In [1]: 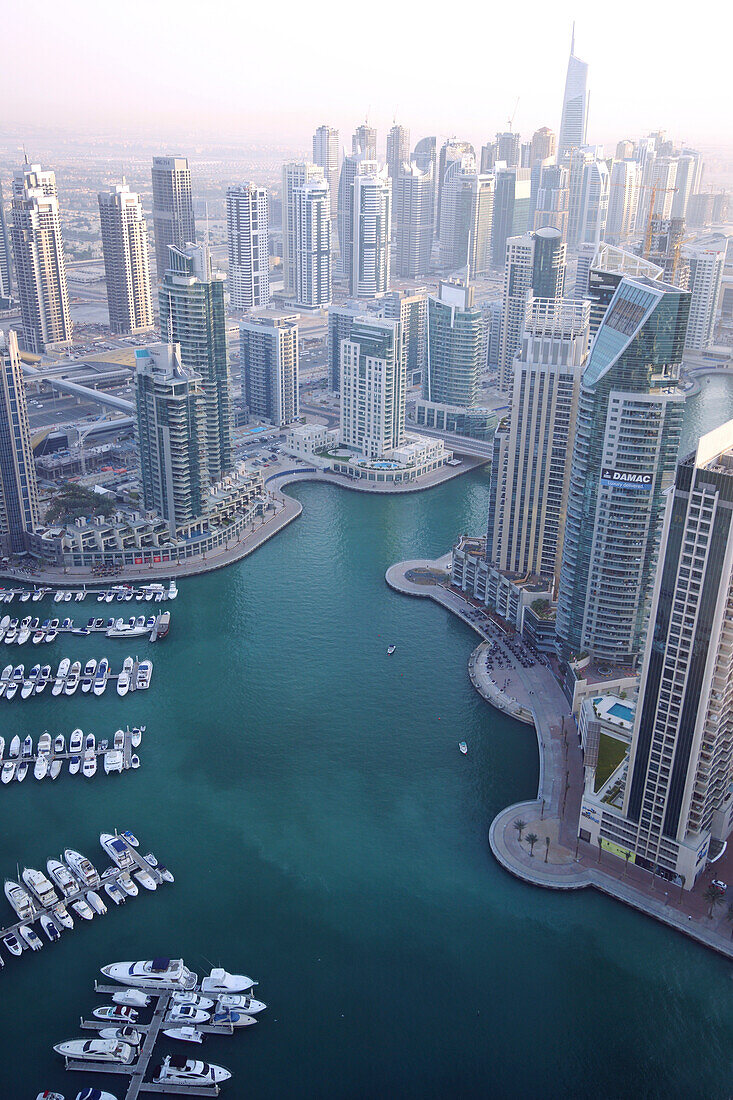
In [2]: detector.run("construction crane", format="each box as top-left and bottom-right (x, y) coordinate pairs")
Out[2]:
(506, 97), (520, 133)
(643, 183), (679, 259)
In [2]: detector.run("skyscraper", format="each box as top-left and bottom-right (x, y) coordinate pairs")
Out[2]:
(606, 160), (642, 244)
(159, 244), (231, 483)
(491, 166), (532, 267)
(495, 131), (521, 168)
(151, 156), (196, 278)
(352, 122), (377, 159)
(497, 227), (566, 393)
(312, 125), (340, 217)
(579, 421), (733, 888)
(226, 183), (269, 311)
(386, 124), (411, 181)
(412, 137), (436, 177)
(340, 318), (404, 459)
(530, 127), (557, 165)
(683, 236), (726, 350)
(10, 163), (72, 355)
(642, 216), (687, 285)
(424, 280), (483, 407)
(392, 162), (434, 278)
(580, 243), (663, 336)
(282, 162), (323, 297)
(337, 153), (374, 281)
(381, 287), (428, 386)
(351, 168), (391, 298)
(327, 303), (363, 392)
(532, 164), (569, 238)
(487, 298), (588, 588)
(558, 26), (589, 157)
(555, 276), (690, 666)
(438, 156), (494, 277)
(671, 151), (703, 220)
(240, 313), (299, 426)
(0, 183), (12, 306)
(0, 330), (39, 554)
(293, 178), (332, 309)
(436, 139), (475, 236)
(98, 183), (154, 335)
(575, 158), (610, 248)
(134, 342), (209, 536)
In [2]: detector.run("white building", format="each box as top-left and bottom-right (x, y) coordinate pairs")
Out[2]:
(312, 125), (340, 218)
(438, 155), (494, 277)
(151, 156), (196, 279)
(98, 183), (154, 335)
(351, 168), (391, 298)
(292, 178), (332, 309)
(240, 312), (299, 426)
(683, 236), (726, 351)
(386, 124), (411, 181)
(606, 160), (641, 245)
(558, 28), (589, 157)
(227, 183), (269, 311)
(577, 158), (610, 248)
(339, 317), (404, 458)
(393, 162), (434, 278)
(284, 423), (339, 458)
(282, 162), (324, 296)
(10, 163), (72, 354)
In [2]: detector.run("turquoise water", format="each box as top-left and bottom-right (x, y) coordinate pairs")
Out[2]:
(608, 702), (634, 722)
(1, 387), (733, 1098)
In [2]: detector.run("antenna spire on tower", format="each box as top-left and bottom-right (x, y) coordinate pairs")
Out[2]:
(571, 22), (575, 56)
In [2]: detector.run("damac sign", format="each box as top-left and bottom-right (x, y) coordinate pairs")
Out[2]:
(601, 467), (653, 490)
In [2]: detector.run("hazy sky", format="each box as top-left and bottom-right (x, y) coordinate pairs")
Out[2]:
(1, 0), (728, 152)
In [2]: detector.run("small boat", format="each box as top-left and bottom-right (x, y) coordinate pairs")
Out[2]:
(101, 957), (197, 990)
(117, 656), (133, 697)
(387, 644), (396, 655)
(168, 581), (178, 599)
(47, 858), (78, 898)
(98, 591), (108, 602)
(40, 913), (62, 942)
(200, 967), (257, 994)
(165, 1005), (210, 1025)
(121, 830), (139, 847)
(32, 630), (46, 645)
(153, 1056), (231, 1086)
(19, 590), (31, 603)
(104, 880), (127, 906)
(94, 1004), (138, 1022)
(162, 1027), (204, 1044)
(83, 751), (97, 778)
(35, 664), (52, 693)
(44, 629), (58, 643)
(112, 988), (150, 1007)
(49, 756), (63, 780)
(136, 659), (152, 690)
(101, 833), (134, 869)
(34, 753), (48, 780)
(169, 991), (215, 1010)
(130, 754), (140, 769)
(75, 590), (86, 601)
(53, 591), (64, 603)
(64, 591), (72, 602)
(104, 750), (124, 774)
(52, 902), (74, 930)
(16, 760), (28, 781)
(131, 727), (142, 750)
(69, 728), (83, 754)
(5, 879), (36, 919)
(81, 658), (97, 692)
(113, 729), (125, 751)
(53, 657), (70, 695)
(93, 658), (109, 696)
(459, 741), (468, 754)
(85, 732), (96, 752)
(9, 734), (20, 757)
(157, 865), (174, 884)
(4, 627), (17, 644)
(22, 664), (41, 698)
(19, 924), (44, 951)
(211, 1010), (258, 1028)
(54, 733), (65, 756)
(23, 867), (58, 906)
(105, 592), (114, 603)
(64, 660), (82, 695)
(2, 931), (23, 956)
(71, 897), (95, 921)
(31, 590), (44, 602)
(64, 848), (100, 887)
(134, 869), (157, 891)
(87, 890), (108, 915)
(21, 734), (33, 756)
(2, 760), (16, 783)
(98, 1025), (142, 1046)
(53, 1038), (135, 1064)
(0, 734), (4, 759)
(216, 993), (267, 1014)
(60, 617), (72, 630)
(117, 872), (138, 897)
(38, 731), (52, 755)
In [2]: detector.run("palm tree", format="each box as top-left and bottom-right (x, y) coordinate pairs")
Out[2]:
(544, 836), (550, 863)
(526, 832), (539, 857)
(513, 819), (527, 842)
(703, 885), (724, 920)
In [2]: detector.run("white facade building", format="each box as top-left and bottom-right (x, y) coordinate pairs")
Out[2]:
(606, 160), (641, 245)
(292, 179), (332, 309)
(351, 168), (391, 298)
(339, 317), (404, 458)
(438, 155), (494, 277)
(98, 183), (154, 335)
(683, 236), (726, 351)
(312, 125), (340, 217)
(240, 313), (299, 426)
(282, 162), (324, 296)
(227, 183), (269, 311)
(558, 28), (589, 157)
(393, 162), (434, 278)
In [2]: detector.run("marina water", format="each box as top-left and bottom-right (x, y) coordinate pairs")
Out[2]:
(1, 379), (733, 1098)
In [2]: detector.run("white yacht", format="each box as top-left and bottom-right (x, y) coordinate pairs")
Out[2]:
(2, 760), (16, 783)
(69, 729), (83, 754)
(64, 848), (100, 887)
(22, 665), (40, 698)
(19, 924), (44, 951)
(8, 734), (20, 757)
(38, 732), (51, 755)
(169, 991), (214, 1010)
(134, 869), (157, 891)
(64, 660), (82, 695)
(53, 733), (65, 756)
(216, 993), (267, 1014)
(15, 760), (28, 781)
(165, 1005), (210, 1025)
(40, 913), (62, 942)
(36, 664), (52, 693)
(153, 1056), (231, 1086)
(53, 1038), (135, 1064)
(22, 867), (59, 907)
(100, 833), (134, 869)
(71, 896), (95, 921)
(81, 658), (97, 693)
(113, 729), (125, 751)
(162, 1027), (203, 1044)
(98, 1026), (142, 1047)
(93, 658), (109, 696)
(211, 1009), (258, 1028)
(131, 727), (143, 748)
(101, 958), (198, 990)
(2, 930), (23, 956)
(52, 902), (74, 930)
(136, 659), (152, 690)
(0, 734), (4, 759)
(112, 988), (150, 1007)
(93, 1005), (138, 1023)
(104, 880), (127, 906)
(47, 858), (78, 898)
(34, 753), (48, 780)
(104, 750), (124, 774)
(168, 580), (178, 599)
(87, 890), (107, 915)
(117, 872), (138, 897)
(83, 751), (97, 778)
(4, 879), (36, 919)
(200, 967), (257, 994)
(52, 658), (70, 696)
(117, 656), (134, 697)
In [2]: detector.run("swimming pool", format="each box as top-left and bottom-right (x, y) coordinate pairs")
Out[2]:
(608, 702), (633, 722)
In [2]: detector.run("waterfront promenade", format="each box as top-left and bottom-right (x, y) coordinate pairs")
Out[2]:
(387, 555), (733, 961)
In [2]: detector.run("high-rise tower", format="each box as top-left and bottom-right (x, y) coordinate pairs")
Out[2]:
(0, 330), (39, 553)
(312, 125), (340, 218)
(151, 156), (196, 278)
(351, 169), (391, 298)
(98, 183), (154, 335)
(282, 162), (324, 297)
(558, 26), (589, 157)
(226, 183), (269, 311)
(392, 163), (434, 278)
(240, 313), (299, 427)
(293, 178), (332, 309)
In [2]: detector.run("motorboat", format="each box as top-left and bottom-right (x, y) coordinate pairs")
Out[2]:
(0, 734), (4, 759)
(54, 733), (65, 756)
(69, 729), (83, 755)
(113, 729), (125, 751)
(387, 644), (396, 655)
(93, 658), (109, 696)
(49, 618), (60, 630)
(117, 872), (138, 897)
(101, 957), (198, 990)
(93, 1005), (138, 1023)
(117, 656), (133, 697)
(53, 1038), (135, 1064)
(105, 592), (114, 603)
(201, 967), (257, 994)
(134, 869), (157, 891)
(19, 924), (44, 951)
(4, 627), (17, 644)
(53, 657), (70, 696)
(5, 879), (36, 919)
(146, 615), (157, 631)
(61, 617), (72, 630)
(16, 760), (28, 781)
(49, 756), (63, 780)
(135, 615), (145, 630)
(87, 890), (107, 915)
(31, 590), (44, 602)
(19, 590), (31, 603)
(136, 659), (152, 690)
(216, 993), (267, 1014)
(23, 867), (59, 907)
(104, 750), (124, 774)
(98, 1026), (142, 1047)
(69, 754), (81, 775)
(2, 930), (23, 956)
(21, 734), (33, 756)
(53, 591), (64, 603)
(53, 902), (74, 930)
(64, 848), (101, 887)
(36, 664), (52, 693)
(85, 732), (96, 753)
(97, 591), (107, 603)
(459, 741), (468, 754)
(211, 1010), (258, 1028)
(169, 991), (214, 1010)
(44, 629), (58, 643)
(64, 660), (82, 695)
(162, 1027), (203, 1044)
(8, 734), (20, 757)
(32, 630), (46, 644)
(103, 880), (127, 906)
(47, 858), (78, 898)
(75, 590), (86, 602)
(0, 616), (8, 631)
(153, 1056), (231, 1086)
(17, 619), (32, 645)
(130, 727), (142, 748)
(38, 731), (52, 755)
(64, 592), (72, 602)
(81, 658), (97, 693)
(165, 1004), (210, 1025)
(34, 753), (48, 780)
(83, 751), (97, 778)
(121, 830), (139, 847)
(71, 896), (95, 921)
(5, 677), (19, 702)
(112, 988), (150, 1008)
(2, 760), (16, 783)
(130, 754), (140, 769)
(40, 913), (62, 942)
(22, 665), (41, 698)
(76, 1089), (122, 1100)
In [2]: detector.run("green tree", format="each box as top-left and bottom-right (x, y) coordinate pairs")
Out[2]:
(513, 818), (527, 842)
(45, 484), (115, 526)
(544, 836), (550, 863)
(525, 832), (539, 857)
(703, 885), (724, 920)
(725, 903), (733, 938)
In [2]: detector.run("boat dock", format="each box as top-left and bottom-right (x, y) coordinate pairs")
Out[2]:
(0, 657), (153, 704)
(1, 726), (142, 783)
(0, 611), (170, 646)
(0, 583), (178, 604)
